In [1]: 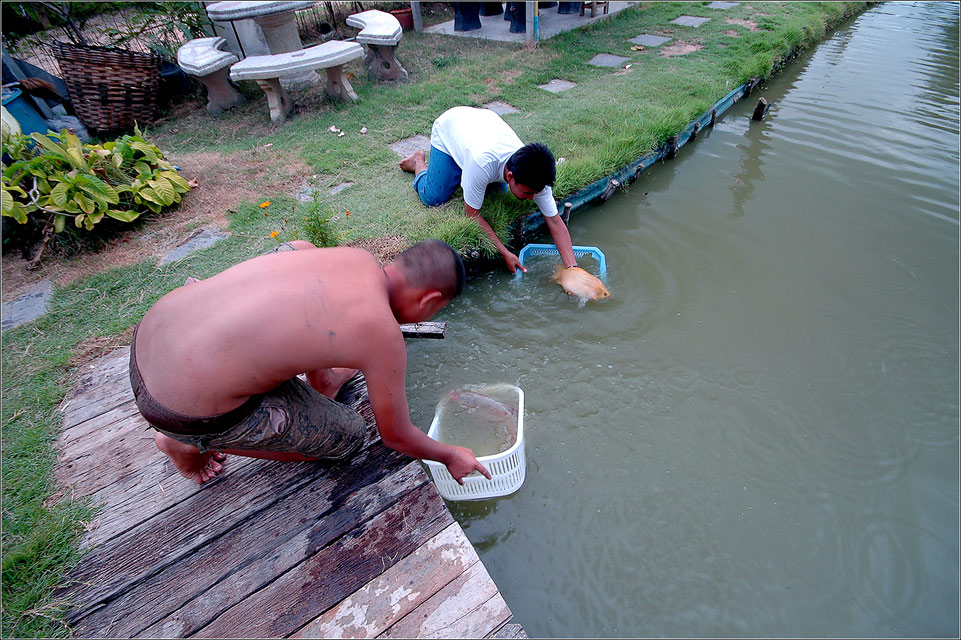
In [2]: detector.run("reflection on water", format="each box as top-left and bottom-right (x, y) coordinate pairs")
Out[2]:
(406, 3), (959, 637)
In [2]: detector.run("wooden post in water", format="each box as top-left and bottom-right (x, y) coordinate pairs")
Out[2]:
(600, 179), (620, 201)
(666, 135), (679, 159)
(752, 97), (770, 121)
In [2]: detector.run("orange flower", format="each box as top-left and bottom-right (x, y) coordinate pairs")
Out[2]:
(260, 201), (271, 208)
(270, 231), (279, 238)
(345, 210), (351, 218)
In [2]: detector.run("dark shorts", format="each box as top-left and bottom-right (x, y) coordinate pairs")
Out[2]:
(129, 325), (365, 459)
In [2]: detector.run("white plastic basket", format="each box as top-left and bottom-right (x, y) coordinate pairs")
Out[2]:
(425, 385), (526, 501)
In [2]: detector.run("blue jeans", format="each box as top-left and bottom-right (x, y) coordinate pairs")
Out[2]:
(413, 146), (462, 207)
(412, 147), (509, 207)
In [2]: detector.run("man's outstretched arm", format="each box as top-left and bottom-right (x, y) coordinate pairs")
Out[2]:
(364, 332), (491, 483)
(465, 204), (527, 274)
(543, 213), (578, 269)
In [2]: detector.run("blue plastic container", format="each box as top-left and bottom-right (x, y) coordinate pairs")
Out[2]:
(1, 86), (48, 136)
(515, 243), (608, 279)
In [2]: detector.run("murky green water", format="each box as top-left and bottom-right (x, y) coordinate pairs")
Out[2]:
(406, 3), (960, 636)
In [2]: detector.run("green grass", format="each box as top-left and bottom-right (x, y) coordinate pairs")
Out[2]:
(143, 1), (865, 257)
(0, 2), (869, 636)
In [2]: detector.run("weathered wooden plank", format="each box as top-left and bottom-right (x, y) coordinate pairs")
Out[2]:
(65, 348), (130, 396)
(75, 447), (415, 638)
(80, 455), (261, 549)
(59, 452), (343, 623)
(59, 349), (133, 429)
(59, 371), (379, 545)
(59, 396), (139, 447)
(380, 562), (511, 639)
(399, 321), (447, 339)
(488, 623), (529, 639)
(55, 415), (158, 499)
(192, 481), (453, 639)
(292, 521), (480, 638)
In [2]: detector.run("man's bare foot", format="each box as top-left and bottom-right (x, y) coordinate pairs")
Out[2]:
(155, 432), (224, 484)
(399, 149), (427, 174)
(307, 367), (360, 399)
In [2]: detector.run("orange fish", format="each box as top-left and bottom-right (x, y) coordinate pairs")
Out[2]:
(550, 266), (611, 301)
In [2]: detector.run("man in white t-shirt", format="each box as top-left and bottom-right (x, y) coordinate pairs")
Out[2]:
(400, 106), (578, 274)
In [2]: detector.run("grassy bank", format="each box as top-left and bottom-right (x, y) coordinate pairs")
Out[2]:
(1, 2), (868, 636)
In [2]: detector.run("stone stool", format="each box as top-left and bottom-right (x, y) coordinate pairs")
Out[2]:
(177, 37), (245, 115)
(454, 2), (482, 31)
(505, 2), (526, 33)
(346, 9), (409, 82)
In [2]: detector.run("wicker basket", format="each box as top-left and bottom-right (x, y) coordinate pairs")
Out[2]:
(53, 41), (163, 134)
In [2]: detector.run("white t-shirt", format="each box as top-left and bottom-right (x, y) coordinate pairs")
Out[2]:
(430, 106), (558, 216)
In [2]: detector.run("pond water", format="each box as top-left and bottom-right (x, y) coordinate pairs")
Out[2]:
(406, 3), (960, 637)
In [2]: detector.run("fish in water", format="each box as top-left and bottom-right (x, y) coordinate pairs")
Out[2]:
(550, 266), (611, 301)
(445, 387), (519, 451)
(449, 388), (518, 419)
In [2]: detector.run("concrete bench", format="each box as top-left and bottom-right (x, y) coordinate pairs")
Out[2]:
(346, 9), (408, 82)
(177, 37), (245, 115)
(229, 40), (364, 125)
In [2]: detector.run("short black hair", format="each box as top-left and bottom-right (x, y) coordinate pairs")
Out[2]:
(394, 239), (465, 299)
(505, 142), (556, 192)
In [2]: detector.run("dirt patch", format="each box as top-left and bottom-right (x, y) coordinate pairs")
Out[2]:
(347, 235), (409, 266)
(723, 29), (741, 37)
(726, 17), (760, 31)
(1, 148), (314, 302)
(67, 327), (135, 369)
(484, 69), (523, 96)
(660, 42), (703, 57)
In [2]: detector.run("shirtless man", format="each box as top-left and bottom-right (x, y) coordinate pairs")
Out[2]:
(400, 106), (578, 274)
(130, 239), (491, 484)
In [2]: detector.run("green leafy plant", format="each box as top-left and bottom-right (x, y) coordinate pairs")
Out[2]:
(299, 196), (343, 248)
(1, 126), (190, 263)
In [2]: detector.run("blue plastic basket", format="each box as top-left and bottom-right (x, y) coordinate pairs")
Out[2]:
(515, 243), (608, 279)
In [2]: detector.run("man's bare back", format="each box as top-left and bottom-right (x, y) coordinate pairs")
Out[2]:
(135, 247), (393, 416)
(131, 241), (491, 485)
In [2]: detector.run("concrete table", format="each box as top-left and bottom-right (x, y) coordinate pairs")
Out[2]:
(206, 1), (318, 90)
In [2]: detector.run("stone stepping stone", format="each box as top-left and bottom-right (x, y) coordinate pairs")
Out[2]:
(1, 279), (53, 332)
(708, 2), (740, 9)
(537, 79), (576, 93)
(296, 184), (317, 201)
(296, 182), (355, 201)
(389, 134), (431, 158)
(589, 53), (629, 68)
(671, 15), (711, 27)
(158, 227), (229, 266)
(630, 33), (670, 47)
(328, 182), (354, 195)
(483, 101), (519, 115)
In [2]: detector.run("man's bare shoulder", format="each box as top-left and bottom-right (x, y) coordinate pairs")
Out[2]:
(285, 245), (379, 268)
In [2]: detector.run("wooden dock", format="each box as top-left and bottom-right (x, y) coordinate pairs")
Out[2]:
(53, 346), (526, 638)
